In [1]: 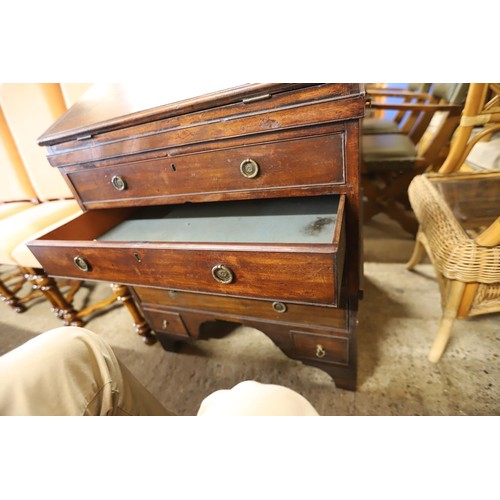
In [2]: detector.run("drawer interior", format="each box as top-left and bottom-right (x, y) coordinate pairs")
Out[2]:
(96, 195), (341, 244)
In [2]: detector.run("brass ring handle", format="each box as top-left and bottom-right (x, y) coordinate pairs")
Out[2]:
(73, 255), (90, 272)
(211, 264), (234, 284)
(240, 158), (259, 178)
(272, 302), (287, 313)
(315, 344), (326, 359)
(111, 175), (127, 191)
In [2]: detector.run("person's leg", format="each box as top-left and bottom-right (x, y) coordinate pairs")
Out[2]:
(197, 380), (320, 416)
(0, 326), (174, 416)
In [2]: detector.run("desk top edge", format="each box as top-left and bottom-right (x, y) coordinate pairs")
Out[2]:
(39, 83), (364, 146)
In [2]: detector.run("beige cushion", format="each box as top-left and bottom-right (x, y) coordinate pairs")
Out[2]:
(0, 107), (37, 202)
(12, 208), (84, 269)
(60, 83), (93, 108)
(362, 133), (417, 172)
(0, 200), (82, 265)
(0, 84), (72, 201)
(465, 131), (500, 171)
(197, 380), (319, 416)
(0, 202), (35, 220)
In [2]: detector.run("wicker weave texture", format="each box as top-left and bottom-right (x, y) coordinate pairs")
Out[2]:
(471, 283), (500, 313)
(408, 175), (500, 283)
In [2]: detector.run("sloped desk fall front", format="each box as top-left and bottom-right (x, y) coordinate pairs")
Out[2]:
(29, 83), (364, 390)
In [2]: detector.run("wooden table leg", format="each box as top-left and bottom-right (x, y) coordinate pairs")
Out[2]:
(110, 284), (156, 345)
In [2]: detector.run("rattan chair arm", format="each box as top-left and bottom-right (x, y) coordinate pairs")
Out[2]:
(476, 217), (500, 247)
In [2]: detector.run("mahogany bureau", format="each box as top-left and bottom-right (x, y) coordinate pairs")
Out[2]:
(29, 83), (365, 390)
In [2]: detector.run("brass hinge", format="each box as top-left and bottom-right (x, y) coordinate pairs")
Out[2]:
(76, 134), (93, 141)
(242, 93), (271, 104)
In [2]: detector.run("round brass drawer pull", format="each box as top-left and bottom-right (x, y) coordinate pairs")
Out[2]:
(316, 344), (326, 358)
(73, 255), (90, 272)
(240, 158), (259, 178)
(211, 264), (234, 284)
(111, 175), (127, 191)
(272, 302), (287, 313)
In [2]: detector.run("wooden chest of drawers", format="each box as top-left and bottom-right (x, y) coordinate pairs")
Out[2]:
(29, 83), (365, 390)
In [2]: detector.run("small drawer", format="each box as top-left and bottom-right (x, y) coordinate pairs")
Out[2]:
(64, 132), (345, 209)
(142, 308), (189, 337)
(134, 286), (349, 331)
(28, 195), (346, 306)
(291, 330), (349, 365)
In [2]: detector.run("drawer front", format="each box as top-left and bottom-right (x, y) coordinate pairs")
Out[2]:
(291, 330), (349, 365)
(28, 196), (345, 306)
(133, 286), (349, 331)
(65, 133), (345, 209)
(31, 245), (340, 306)
(141, 308), (189, 337)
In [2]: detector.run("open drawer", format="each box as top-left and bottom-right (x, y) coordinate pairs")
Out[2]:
(27, 195), (346, 306)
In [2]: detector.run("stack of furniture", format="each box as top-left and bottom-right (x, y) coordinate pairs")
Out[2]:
(27, 83), (365, 390)
(361, 83), (469, 235)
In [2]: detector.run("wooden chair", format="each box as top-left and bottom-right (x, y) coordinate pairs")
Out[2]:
(361, 83), (469, 235)
(363, 83), (433, 136)
(406, 83), (500, 362)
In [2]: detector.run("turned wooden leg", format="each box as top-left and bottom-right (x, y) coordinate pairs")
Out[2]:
(24, 269), (83, 326)
(428, 280), (466, 363)
(110, 283), (156, 345)
(0, 277), (26, 313)
(406, 231), (425, 270)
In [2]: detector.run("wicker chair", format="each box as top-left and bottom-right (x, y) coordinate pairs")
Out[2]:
(406, 83), (500, 362)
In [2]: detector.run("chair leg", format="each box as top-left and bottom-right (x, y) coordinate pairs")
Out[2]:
(0, 277), (26, 313)
(406, 231), (425, 269)
(428, 281), (466, 363)
(24, 269), (83, 327)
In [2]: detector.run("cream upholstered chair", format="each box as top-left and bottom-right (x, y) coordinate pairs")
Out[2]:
(0, 84), (84, 318)
(1, 83), (152, 338)
(0, 105), (40, 311)
(0, 107), (38, 217)
(407, 83), (500, 362)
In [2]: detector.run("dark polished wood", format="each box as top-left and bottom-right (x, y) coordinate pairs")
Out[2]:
(64, 129), (347, 210)
(139, 294), (356, 391)
(39, 83), (361, 146)
(28, 196), (347, 306)
(31, 83), (365, 390)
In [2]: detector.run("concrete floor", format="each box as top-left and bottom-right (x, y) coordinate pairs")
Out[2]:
(1, 214), (499, 415)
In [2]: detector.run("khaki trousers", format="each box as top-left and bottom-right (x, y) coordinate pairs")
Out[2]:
(0, 327), (319, 416)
